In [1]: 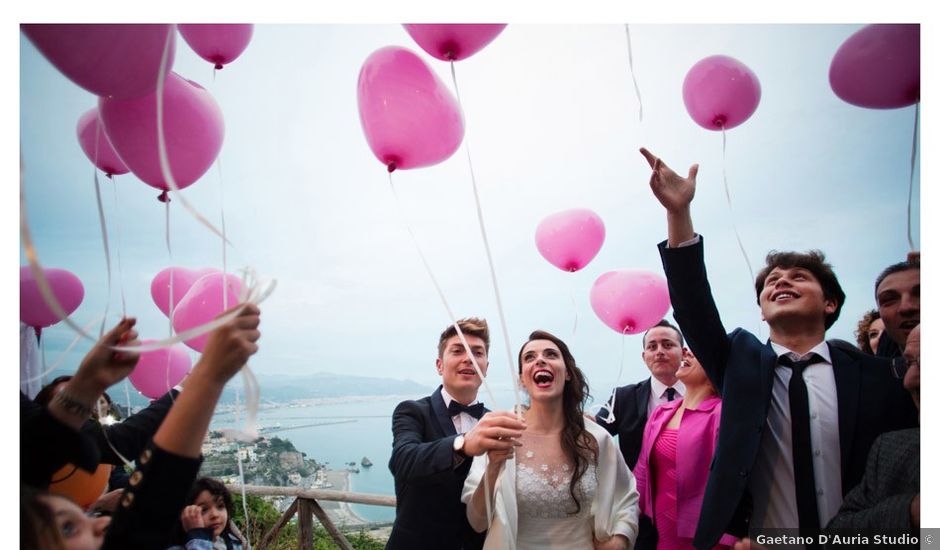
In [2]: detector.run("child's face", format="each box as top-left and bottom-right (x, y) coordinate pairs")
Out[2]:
(193, 490), (229, 538)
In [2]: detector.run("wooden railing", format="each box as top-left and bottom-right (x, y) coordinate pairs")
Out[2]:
(231, 484), (396, 550)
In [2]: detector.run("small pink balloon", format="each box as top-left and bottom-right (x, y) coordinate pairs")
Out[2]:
(535, 208), (606, 272)
(99, 72), (224, 196)
(172, 272), (243, 352)
(22, 24), (176, 100)
(178, 24), (254, 70)
(590, 270), (670, 335)
(357, 46), (464, 172)
(129, 342), (192, 399)
(682, 55), (761, 131)
(76, 108), (129, 177)
(20, 266), (85, 329)
(402, 24), (507, 61)
(150, 267), (221, 317)
(829, 24), (919, 109)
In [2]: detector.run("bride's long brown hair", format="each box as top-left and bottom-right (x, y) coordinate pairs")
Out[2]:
(518, 330), (598, 515)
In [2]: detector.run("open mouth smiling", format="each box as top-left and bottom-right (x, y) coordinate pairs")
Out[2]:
(533, 369), (554, 388)
(771, 290), (799, 302)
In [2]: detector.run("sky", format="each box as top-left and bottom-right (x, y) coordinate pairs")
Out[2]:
(18, 23), (922, 400)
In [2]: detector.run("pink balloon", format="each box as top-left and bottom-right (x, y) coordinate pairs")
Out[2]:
(76, 108), (129, 177)
(590, 270), (670, 335)
(402, 24), (507, 61)
(357, 46), (464, 172)
(172, 272), (243, 352)
(829, 24), (920, 109)
(22, 24), (176, 100)
(535, 208), (606, 272)
(682, 55), (761, 131)
(20, 266), (85, 329)
(99, 72), (225, 195)
(178, 24), (254, 70)
(129, 342), (192, 399)
(150, 267), (221, 317)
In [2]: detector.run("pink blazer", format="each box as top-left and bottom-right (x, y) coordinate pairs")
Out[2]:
(633, 395), (737, 547)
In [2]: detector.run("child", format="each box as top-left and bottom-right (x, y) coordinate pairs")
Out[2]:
(169, 478), (245, 550)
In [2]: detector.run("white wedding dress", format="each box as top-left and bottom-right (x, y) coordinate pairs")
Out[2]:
(514, 431), (598, 549)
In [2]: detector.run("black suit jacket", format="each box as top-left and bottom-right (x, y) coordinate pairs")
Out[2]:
(386, 386), (485, 550)
(597, 378), (652, 471)
(659, 238), (918, 549)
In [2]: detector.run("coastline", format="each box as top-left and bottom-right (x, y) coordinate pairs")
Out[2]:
(321, 469), (371, 526)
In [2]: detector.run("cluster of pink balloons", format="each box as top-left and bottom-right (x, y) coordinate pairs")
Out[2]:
(24, 24), (254, 198)
(20, 266), (85, 333)
(357, 24), (507, 172)
(151, 267), (242, 352)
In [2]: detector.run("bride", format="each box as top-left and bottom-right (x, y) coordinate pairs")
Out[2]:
(463, 330), (639, 549)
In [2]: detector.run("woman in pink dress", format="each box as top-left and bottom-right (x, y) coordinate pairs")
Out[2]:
(633, 350), (737, 550)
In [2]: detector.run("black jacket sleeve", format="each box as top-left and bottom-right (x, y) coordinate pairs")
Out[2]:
(89, 389), (179, 464)
(389, 400), (462, 485)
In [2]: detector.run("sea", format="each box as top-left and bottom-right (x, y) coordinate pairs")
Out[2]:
(208, 388), (532, 523)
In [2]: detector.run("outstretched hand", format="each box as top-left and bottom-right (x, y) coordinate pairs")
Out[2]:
(72, 318), (140, 393)
(640, 147), (698, 214)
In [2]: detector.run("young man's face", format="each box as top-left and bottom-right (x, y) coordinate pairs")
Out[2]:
(759, 266), (836, 329)
(877, 268), (920, 351)
(642, 327), (683, 383)
(436, 335), (488, 398)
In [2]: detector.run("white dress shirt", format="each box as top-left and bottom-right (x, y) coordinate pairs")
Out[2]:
(647, 376), (686, 418)
(441, 387), (482, 434)
(749, 341), (842, 530)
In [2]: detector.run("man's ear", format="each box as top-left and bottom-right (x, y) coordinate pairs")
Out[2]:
(435, 357), (443, 375)
(824, 299), (838, 315)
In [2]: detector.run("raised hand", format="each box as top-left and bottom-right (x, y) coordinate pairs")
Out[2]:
(195, 303), (262, 387)
(181, 504), (206, 531)
(640, 147), (698, 213)
(462, 411), (526, 457)
(72, 318), (140, 393)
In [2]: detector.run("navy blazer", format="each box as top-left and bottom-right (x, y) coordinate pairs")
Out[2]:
(387, 386), (486, 550)
(658, 238), (917, 549)
(597, 378), (652, 470)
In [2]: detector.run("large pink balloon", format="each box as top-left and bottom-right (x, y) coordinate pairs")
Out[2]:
(99, 72), (224, 194)
(682, 55), (761, 131)
(76, 108), (129, 177)
(535, 209), (605, 272)
(20, 267), (85, 329)
(22, 24), (176, 100)
(402, 24), (507, 61)
(357, 46), (464, 172)
(151, 267), (220, 317)
(129, 342), (192, 399)
(172, 272), (243, 352)
(178, 24), (254, 70)
(829, 24), (920, 109)
(590, 270), (670, 335)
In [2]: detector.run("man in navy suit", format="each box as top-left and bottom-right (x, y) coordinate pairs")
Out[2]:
(387, 318), (526, 550)
(640, 147), (918, 549)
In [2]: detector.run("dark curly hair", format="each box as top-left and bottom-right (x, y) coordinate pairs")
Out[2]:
(854, 309), (881, 354)
(518, 330), (598, 515)
(754, 250), (846, 329)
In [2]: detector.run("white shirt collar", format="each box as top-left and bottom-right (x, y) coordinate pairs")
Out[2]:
(440, 386), (479, 412)
(770, 340), (832, 364)
(649, 375), (685, 400)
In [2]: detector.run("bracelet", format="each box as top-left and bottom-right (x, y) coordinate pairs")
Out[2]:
(52, 390), (94, 419)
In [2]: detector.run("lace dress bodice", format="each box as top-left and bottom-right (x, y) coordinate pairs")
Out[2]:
(515, 431), (597, 548)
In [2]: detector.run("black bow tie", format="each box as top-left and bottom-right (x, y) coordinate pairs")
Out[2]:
(448, 401), (485, 419)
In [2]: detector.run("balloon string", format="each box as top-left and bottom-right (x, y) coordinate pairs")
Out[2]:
(109, 178), (128, 317)
(124, 379), (133, 420)
(449, 61), (522, 416)
(166, 200), (175, 339)
(92, 168), (113, 338)
(907, 102), (919, 251)
(719, 127), (760, 336)
(623, 24), (644, 123)
(217, 157), (229, 310)
(232, 387), (254, 550)
(154, 25), (231, 245)
(21, 316), (105, 385)
(387, 172), (499, 410)
(569, 276), (579, 338)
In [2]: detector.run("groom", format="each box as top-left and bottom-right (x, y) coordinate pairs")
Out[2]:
(387, 317), (526, 550)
